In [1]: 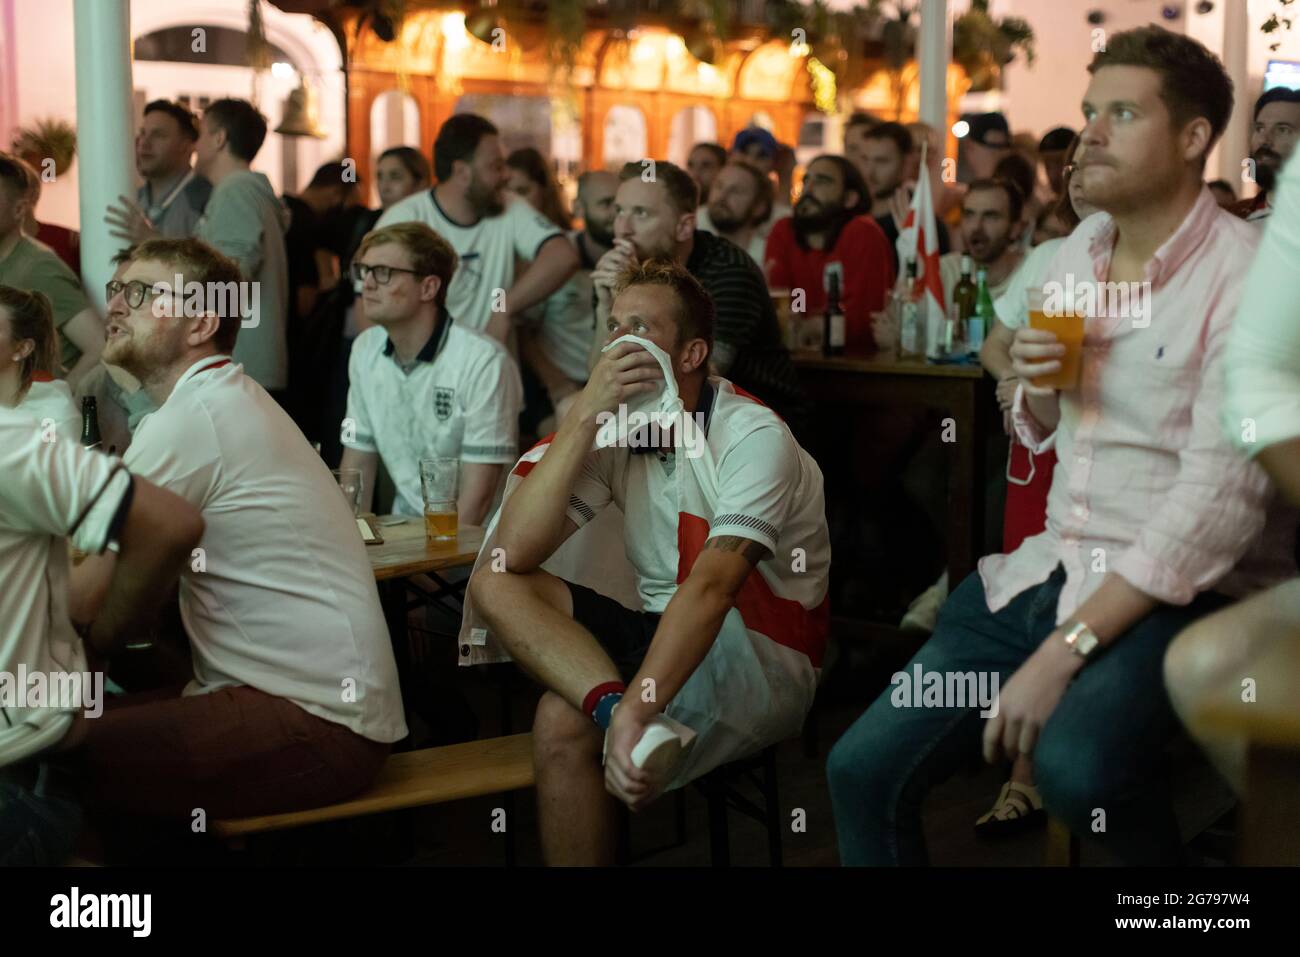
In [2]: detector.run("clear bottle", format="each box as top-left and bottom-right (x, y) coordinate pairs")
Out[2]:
(971, 266), (994, 357)
(822, 271), (845, 357)
(898, 259), (926, 362)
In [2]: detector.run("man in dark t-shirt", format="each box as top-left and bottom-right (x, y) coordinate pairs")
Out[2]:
(591, 161), (807, 432)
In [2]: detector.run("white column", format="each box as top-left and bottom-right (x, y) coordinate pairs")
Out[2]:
(1220, 0), (1251, 188)
(916, 0), (950, 128)
(73, 0), (134, 309)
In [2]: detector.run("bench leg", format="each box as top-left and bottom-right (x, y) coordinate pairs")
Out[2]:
(1045, 816), (1080, 867)
(707, 785), (730, 867)
(504, 791), (518, 867)
(761, 747), (783, 868)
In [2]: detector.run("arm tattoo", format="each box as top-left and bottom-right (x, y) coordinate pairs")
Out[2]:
(704, 536), (770, 565)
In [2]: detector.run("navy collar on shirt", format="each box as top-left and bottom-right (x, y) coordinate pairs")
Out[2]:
(630, 380), (716, 454)
(383, 311), (452, 366)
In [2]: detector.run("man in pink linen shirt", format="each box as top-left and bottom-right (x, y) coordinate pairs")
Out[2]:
(828, 26), (1295, 866)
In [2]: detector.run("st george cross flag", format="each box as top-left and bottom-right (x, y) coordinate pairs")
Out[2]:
(895, 143), (946, 354)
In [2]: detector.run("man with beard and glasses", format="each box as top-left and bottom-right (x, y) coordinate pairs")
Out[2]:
(520, 171), (619, 428)
(376, 113), (579, 344)
(1230, 87), (1300, 223)
(695, 161), (774, 266)
(591, 161), (807, 432)
(763, 155), (894, 355)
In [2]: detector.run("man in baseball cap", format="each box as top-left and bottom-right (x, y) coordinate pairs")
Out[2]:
(731, 126), (779, 176)
(962, 112), (1013, 179)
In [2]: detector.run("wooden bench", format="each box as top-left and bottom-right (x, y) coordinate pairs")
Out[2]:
(213, 733), (535, 861)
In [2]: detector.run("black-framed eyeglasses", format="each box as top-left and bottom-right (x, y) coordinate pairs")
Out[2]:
(351, 262), (427, 286)
(105, 279), (176, 310)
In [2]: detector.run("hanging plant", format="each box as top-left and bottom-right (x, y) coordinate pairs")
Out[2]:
(12, 118), (78, 177)
(545, 0), (587, 91)
(1261, 0), (1296, 51)
(953, 0), (1035, 93)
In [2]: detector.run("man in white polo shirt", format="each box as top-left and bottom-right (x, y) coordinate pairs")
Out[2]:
(467, 260), (829, 865)
(374, 113), (578, 342)
(1, 408), (202, 864)
(340, 222), (522, 523)
(70, 237), (407, 824)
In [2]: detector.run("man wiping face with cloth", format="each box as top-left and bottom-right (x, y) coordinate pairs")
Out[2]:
(463, 258), (830, 866)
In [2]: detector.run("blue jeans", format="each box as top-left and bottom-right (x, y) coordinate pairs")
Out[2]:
(0, 762), (82, 867)
(826, 567), (1231, 865)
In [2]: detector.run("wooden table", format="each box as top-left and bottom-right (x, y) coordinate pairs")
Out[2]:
(365, 515), (483, 582)
(1194, 636), (1300, 865)
(365, 516), (485, 735)
(793, 351), (992, 592)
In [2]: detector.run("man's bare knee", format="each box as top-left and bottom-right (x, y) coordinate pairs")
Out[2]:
(470, 568), (572, 626)
(533, 691), (601, 768)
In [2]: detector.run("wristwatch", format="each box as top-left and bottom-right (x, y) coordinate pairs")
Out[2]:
(1061, 620), (1101, 661)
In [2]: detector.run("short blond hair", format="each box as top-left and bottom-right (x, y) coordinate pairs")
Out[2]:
(356, 223), (459, 310)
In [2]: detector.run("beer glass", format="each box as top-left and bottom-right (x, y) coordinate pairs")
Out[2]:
(1026, 289), (1084, 390)
(332, 468), (364, 517)
(419, 458), (459, 542)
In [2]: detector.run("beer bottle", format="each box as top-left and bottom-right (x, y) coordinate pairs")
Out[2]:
(971, 267), (995, 356)
(80, 396), (102, 451)
(899, 259), (926, 361)
(822, 270), (846, 357)
(951, 255), (977, 353)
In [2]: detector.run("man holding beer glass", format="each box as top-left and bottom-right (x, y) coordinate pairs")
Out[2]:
(829, 26), (1295, 866)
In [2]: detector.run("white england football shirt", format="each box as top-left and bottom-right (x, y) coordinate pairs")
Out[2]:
(0, 409), (131, 765)
(374, 191), (565, 332)
(124, 356), (408, 743)
(344, 317), (523, 517)
(564, 380), (826, 614)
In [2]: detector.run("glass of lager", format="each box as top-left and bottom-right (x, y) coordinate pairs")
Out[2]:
(419, 458), (459, 542)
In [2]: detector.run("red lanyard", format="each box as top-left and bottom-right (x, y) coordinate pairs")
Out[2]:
(192, 358), (231, 378)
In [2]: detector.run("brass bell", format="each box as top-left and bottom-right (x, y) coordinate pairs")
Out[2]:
(275, 78), (326, 139)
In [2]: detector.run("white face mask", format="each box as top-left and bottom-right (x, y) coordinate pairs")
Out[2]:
(593, 334), (702, 457)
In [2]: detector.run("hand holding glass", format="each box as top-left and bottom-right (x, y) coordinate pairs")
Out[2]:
(1025, 289), (1084, 390)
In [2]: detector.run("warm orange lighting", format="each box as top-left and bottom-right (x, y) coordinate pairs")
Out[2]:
(440, 11), (471, 53)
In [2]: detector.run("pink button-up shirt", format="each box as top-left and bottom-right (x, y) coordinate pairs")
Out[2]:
(980, 186), (1295, 624)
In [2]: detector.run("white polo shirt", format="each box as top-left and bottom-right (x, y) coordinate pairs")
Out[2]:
(20, 379), (79, 442)
(124, 355), (407, 743)
(566, 379), (827, 615)
(1, 409), (131, 766)
(344, 317), (523, 517)
(374, 191), (564, 332)
(537, 231), (598, 383)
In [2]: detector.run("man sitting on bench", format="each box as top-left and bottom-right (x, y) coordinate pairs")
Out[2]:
(69, 238), (408, 840)
(468, 259), (829, 866)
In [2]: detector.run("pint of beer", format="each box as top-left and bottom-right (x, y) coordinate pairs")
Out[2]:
(1027, 289), (1084, 391)
(419, 458), (460, 542)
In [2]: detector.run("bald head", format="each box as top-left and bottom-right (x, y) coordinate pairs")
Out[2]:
(578, 170), (618, 246)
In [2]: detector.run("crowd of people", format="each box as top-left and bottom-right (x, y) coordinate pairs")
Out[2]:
(1, 22), (1298, 867)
